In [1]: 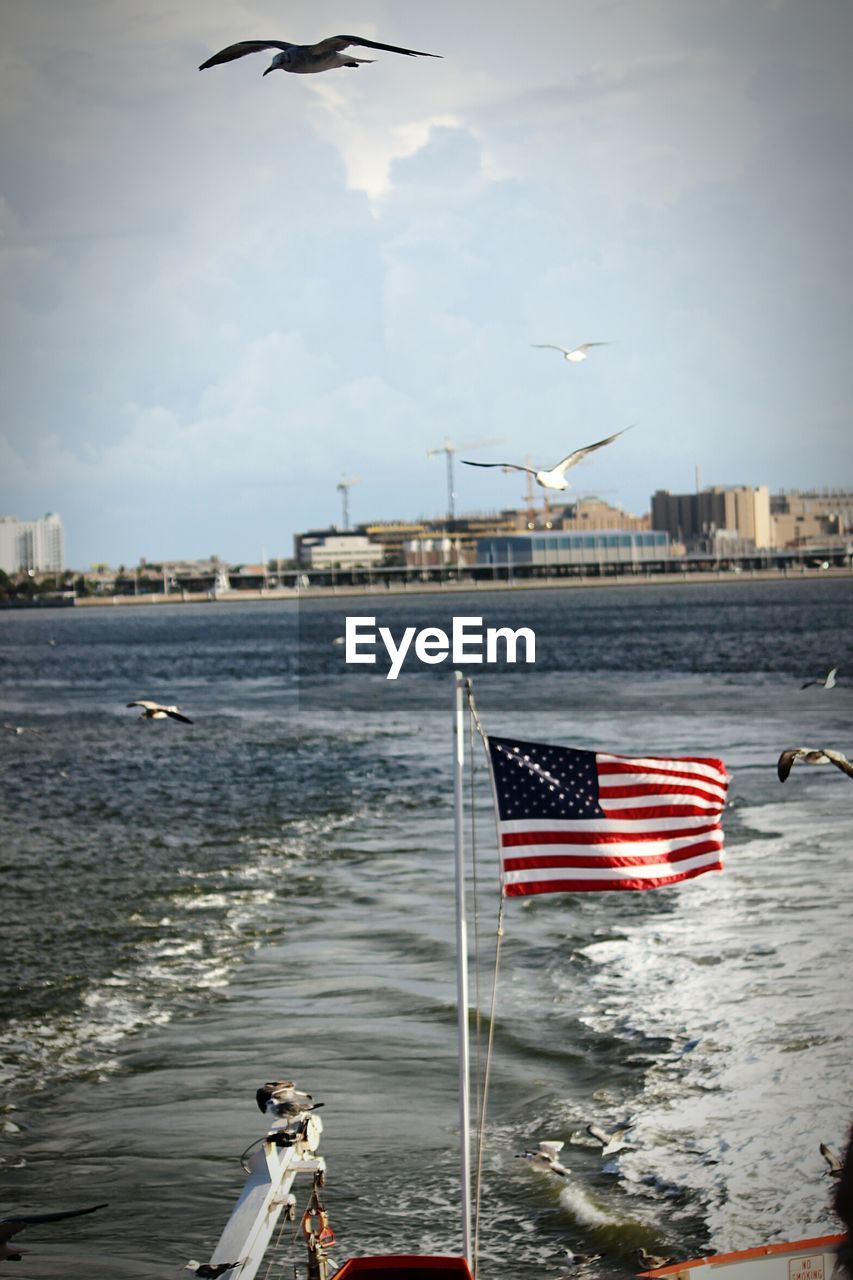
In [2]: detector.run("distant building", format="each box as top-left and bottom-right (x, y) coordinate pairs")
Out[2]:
(295, 530), (385, 570)
(651, 487), (771, 550)
(770, 489), (853, 548)
(476, 528), (670, 570)
(0, 512), (65, 573)
(555, 496), (650, 533)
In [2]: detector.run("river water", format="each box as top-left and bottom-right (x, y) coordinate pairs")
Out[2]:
(1, 578), (850, 1278)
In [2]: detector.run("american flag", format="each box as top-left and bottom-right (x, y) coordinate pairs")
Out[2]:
(487, 735), (729, 896)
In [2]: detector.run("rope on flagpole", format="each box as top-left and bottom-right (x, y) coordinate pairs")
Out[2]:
(463, 679), (506, 1280)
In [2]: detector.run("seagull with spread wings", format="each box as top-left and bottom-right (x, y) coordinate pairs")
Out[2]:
(1, 1205), (107, 1263)
(800, 667), (838, 690)
(531, 342), (611, 363)
(777, 747), (853, 782)
(199, 34), (440, 77)
(126, 700), (193, 724)
(462, 427), (631, 491)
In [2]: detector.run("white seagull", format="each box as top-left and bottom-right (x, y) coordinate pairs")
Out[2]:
(462, 427), (631, 492)
(256, 1080), (320, 1119)
(126, 700), (193, 724)
(777, 747), (853, 782)
(199, 34), (440, 77)
(820, 1142), (843, 1177)
(517, 1140), (570, 1178)
(800, 667), (838, 690)
(531, 342), (611, 363)
(586, 1122), (631, 1154)
(1, 1205), (107, 1263)
(637, 1248), (672, 1272)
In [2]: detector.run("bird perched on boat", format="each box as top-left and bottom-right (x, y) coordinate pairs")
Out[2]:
(199, 34), (440, 77)
(800, 667), (838, 690)
(636, 1248), (672, 1272)
(531, 342), (611, 363)
(586, 1121), (631, 1154)
(256, 1081), (321, 1119)
(821, 1142), (843, 1177)
(0, 1204), (107, 1263)
(517, 1140), (570, 1178)
(777, 748), (853, 782)
(462, 427), (631, 492)
(185, 1263), (242, 1278)
(126, 700), (193, 724)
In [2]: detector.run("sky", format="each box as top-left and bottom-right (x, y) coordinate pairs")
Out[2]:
(1, 0), (852, 568)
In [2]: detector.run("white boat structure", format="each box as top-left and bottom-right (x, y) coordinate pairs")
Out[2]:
(637, 1235), (845, 1280)
(187, 676), (848, 1280)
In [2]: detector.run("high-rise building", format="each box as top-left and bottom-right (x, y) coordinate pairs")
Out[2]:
(651, 487), (771, 549)
(0, 513), (65, 574)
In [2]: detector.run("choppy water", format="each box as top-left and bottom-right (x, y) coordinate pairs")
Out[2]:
(1, 578), (851, 1278)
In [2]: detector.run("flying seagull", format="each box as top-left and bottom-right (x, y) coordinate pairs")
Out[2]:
(777, 747), (853, 782)
(637, 1248), (672, 1272)
(517, 1140), (570, 1178)
(1, 1205), (107, 1263)
(586, 1122), (631, 1154)
(256, 1081), (321, 1119)
(800, 667), (838, 690)
(531, 343), (610, 363)
(820, 1142), (843, 1177)
(126, 700), (193, 724)
(199, 34), (440, 77)
(462, 427), (631, 491)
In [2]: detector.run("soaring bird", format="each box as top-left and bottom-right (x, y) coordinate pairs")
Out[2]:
(636, 1248), (672, 1272)
(126, 700), (193, 724)
(199, 34), (440, 77)
(0, 1205), (107, 1263)
(517, 1140), (570, 1178)
(777, 748), (853, 782)
(531, 342), (610, 363)
(586, 1122), (631, 1154)
(462, 427), (631, 492)
(256, 1081), (320, 1119)
(801, 667), (838, 690)
(820, 1142), (843, 1177)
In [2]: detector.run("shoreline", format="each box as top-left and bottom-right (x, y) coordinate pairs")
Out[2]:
(60, 565), (853, 606)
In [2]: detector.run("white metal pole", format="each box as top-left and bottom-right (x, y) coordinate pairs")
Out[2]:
(453, 670), (472, 1263)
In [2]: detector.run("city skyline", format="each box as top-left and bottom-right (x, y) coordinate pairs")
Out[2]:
(2, 1), (852, 566)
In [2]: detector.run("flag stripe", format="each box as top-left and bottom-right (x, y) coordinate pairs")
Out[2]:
(503, 837), (725, 871)
(502, 825), (722, 848)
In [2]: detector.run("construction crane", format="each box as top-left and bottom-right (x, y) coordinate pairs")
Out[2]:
(427, 437), (501, 522)
(336, 475), (361, 531)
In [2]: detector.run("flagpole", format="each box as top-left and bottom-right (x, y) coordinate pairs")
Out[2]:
(453, 670), (472, 1264)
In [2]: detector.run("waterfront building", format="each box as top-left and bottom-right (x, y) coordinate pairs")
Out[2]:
(0, 512), (65, 573)
(651, 487), (771, 550)
(476, 528), (671, 571)
(770, 489), (853, 547)
(295, 530), (385, 571)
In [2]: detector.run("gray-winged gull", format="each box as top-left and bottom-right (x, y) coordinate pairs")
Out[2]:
(531, 342), (611, 363)
(126, 700), (193, 724)
(462, 427), (631, 492)
(517, 1140), (570, 1178)
(637, 1248), (672, 1271)
(0, 1205), (107, 1263)
(777, 747), (853, 782)
(199, 34), (440, 77)
(800, 667), (838, 689)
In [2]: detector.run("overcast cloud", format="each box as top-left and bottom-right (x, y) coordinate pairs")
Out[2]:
(1, 0), (851, 565)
